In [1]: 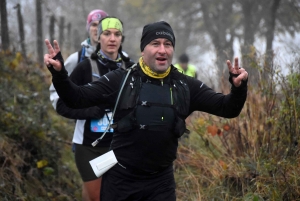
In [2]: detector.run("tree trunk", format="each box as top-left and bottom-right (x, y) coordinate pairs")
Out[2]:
(14, 4), (27, 59)
(36, 0), (43, 65)
(265, 0), (281, 60)
(264, 0), (281, 80)
(241, 0), (261, 86)
(49, 15), (55, 44)
(66, 23), (72, 54)
(73, 29), (81, 52)
(174, 17), (192, 60)
(59, 16), (65, 51)
(0, 0), (10, 51)
(201, 1), (235, 91)
(242, 0), (255, 54)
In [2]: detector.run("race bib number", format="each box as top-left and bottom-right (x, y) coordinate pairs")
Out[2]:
(90, 112), (113, 133)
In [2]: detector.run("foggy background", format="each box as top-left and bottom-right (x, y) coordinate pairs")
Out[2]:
(3, 0), (300, 87)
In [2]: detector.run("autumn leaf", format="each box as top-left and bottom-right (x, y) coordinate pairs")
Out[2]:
(207, 125), (218, 136)
(223, 124), (230, 131)
(219, 160), (228, 170)
(37, 159), (48, 169)
(197, 118), (206, 126)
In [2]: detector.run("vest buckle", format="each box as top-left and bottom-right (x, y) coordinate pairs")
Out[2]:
(139, 124), (147, 129)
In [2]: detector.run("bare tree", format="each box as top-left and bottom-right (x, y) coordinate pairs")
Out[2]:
(14, 4), (27, 59)
(239, 1), (264, 85)
(73, 29), (81, 52)
(240, 1), (267, 55)
(36, 0), (43, 65)
(0, 0), (10, 51)
(265, 0), (282, 62)
(200, 0), (236, 89)
(65, 22), (72, 53)
(59, 16), (65, 51)
(49, 14), (55, 44)
(276, 0), (300, 37)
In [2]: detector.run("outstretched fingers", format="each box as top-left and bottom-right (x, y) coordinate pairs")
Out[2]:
(226, 57), (247, 87)
(45, 39), (55, 56)
(44, 39), (60, 57)
(44, 39), (62, 70)
(53, 40), (60, 54)
(226, 60), (232, 72)
(227, 57), (241, 75)
(233, 57), (239, 71)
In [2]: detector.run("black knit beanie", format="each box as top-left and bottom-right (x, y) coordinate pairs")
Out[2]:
(140, 21), (175, 51)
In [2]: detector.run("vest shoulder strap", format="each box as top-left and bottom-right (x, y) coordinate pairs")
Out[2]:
(92, 64), (136, 145)
(117, 64), (140, 110)
(88, 57), (100, 81)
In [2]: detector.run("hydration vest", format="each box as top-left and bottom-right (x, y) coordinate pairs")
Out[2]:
(112, 66), (190, 138)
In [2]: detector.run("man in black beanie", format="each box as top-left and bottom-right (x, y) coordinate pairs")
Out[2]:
(44, 20), (248, 201)
(140, 21), (175, 51)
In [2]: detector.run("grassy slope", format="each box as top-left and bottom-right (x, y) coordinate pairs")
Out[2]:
(0, 51), (82, 200)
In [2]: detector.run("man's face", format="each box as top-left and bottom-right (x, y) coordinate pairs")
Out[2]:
(142, 38), (174, 74)
(89, 21), (99, 45)
(98, 29), (122, 59)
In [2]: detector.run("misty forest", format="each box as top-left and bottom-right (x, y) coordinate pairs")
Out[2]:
(1, 0), (300, 200)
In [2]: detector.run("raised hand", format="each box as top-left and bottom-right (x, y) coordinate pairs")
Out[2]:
(227, 57), (248, 87)
(44, 39), (62, 71)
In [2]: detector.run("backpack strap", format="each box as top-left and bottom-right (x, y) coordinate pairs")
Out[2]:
(78, 46), (86, 63)
(91, 64), (137, 147)
(88, 57), (100, 81)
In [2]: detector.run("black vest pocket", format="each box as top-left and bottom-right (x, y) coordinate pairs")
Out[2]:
(114, 112), (136, 132)
(173, 116), (187, 138)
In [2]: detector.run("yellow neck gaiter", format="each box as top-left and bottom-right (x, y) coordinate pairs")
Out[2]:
(139, 57), (171, 79)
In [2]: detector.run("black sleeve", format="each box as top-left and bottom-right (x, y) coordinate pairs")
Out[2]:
(55, 59), (112, 119)
(49, 53), (125, 109)
(56, 98), (106, 120)
(188, 75), (247, 118)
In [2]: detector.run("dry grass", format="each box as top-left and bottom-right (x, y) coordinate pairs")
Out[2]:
(175, 56), (300, 200)
(0, 51), (81, 200)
